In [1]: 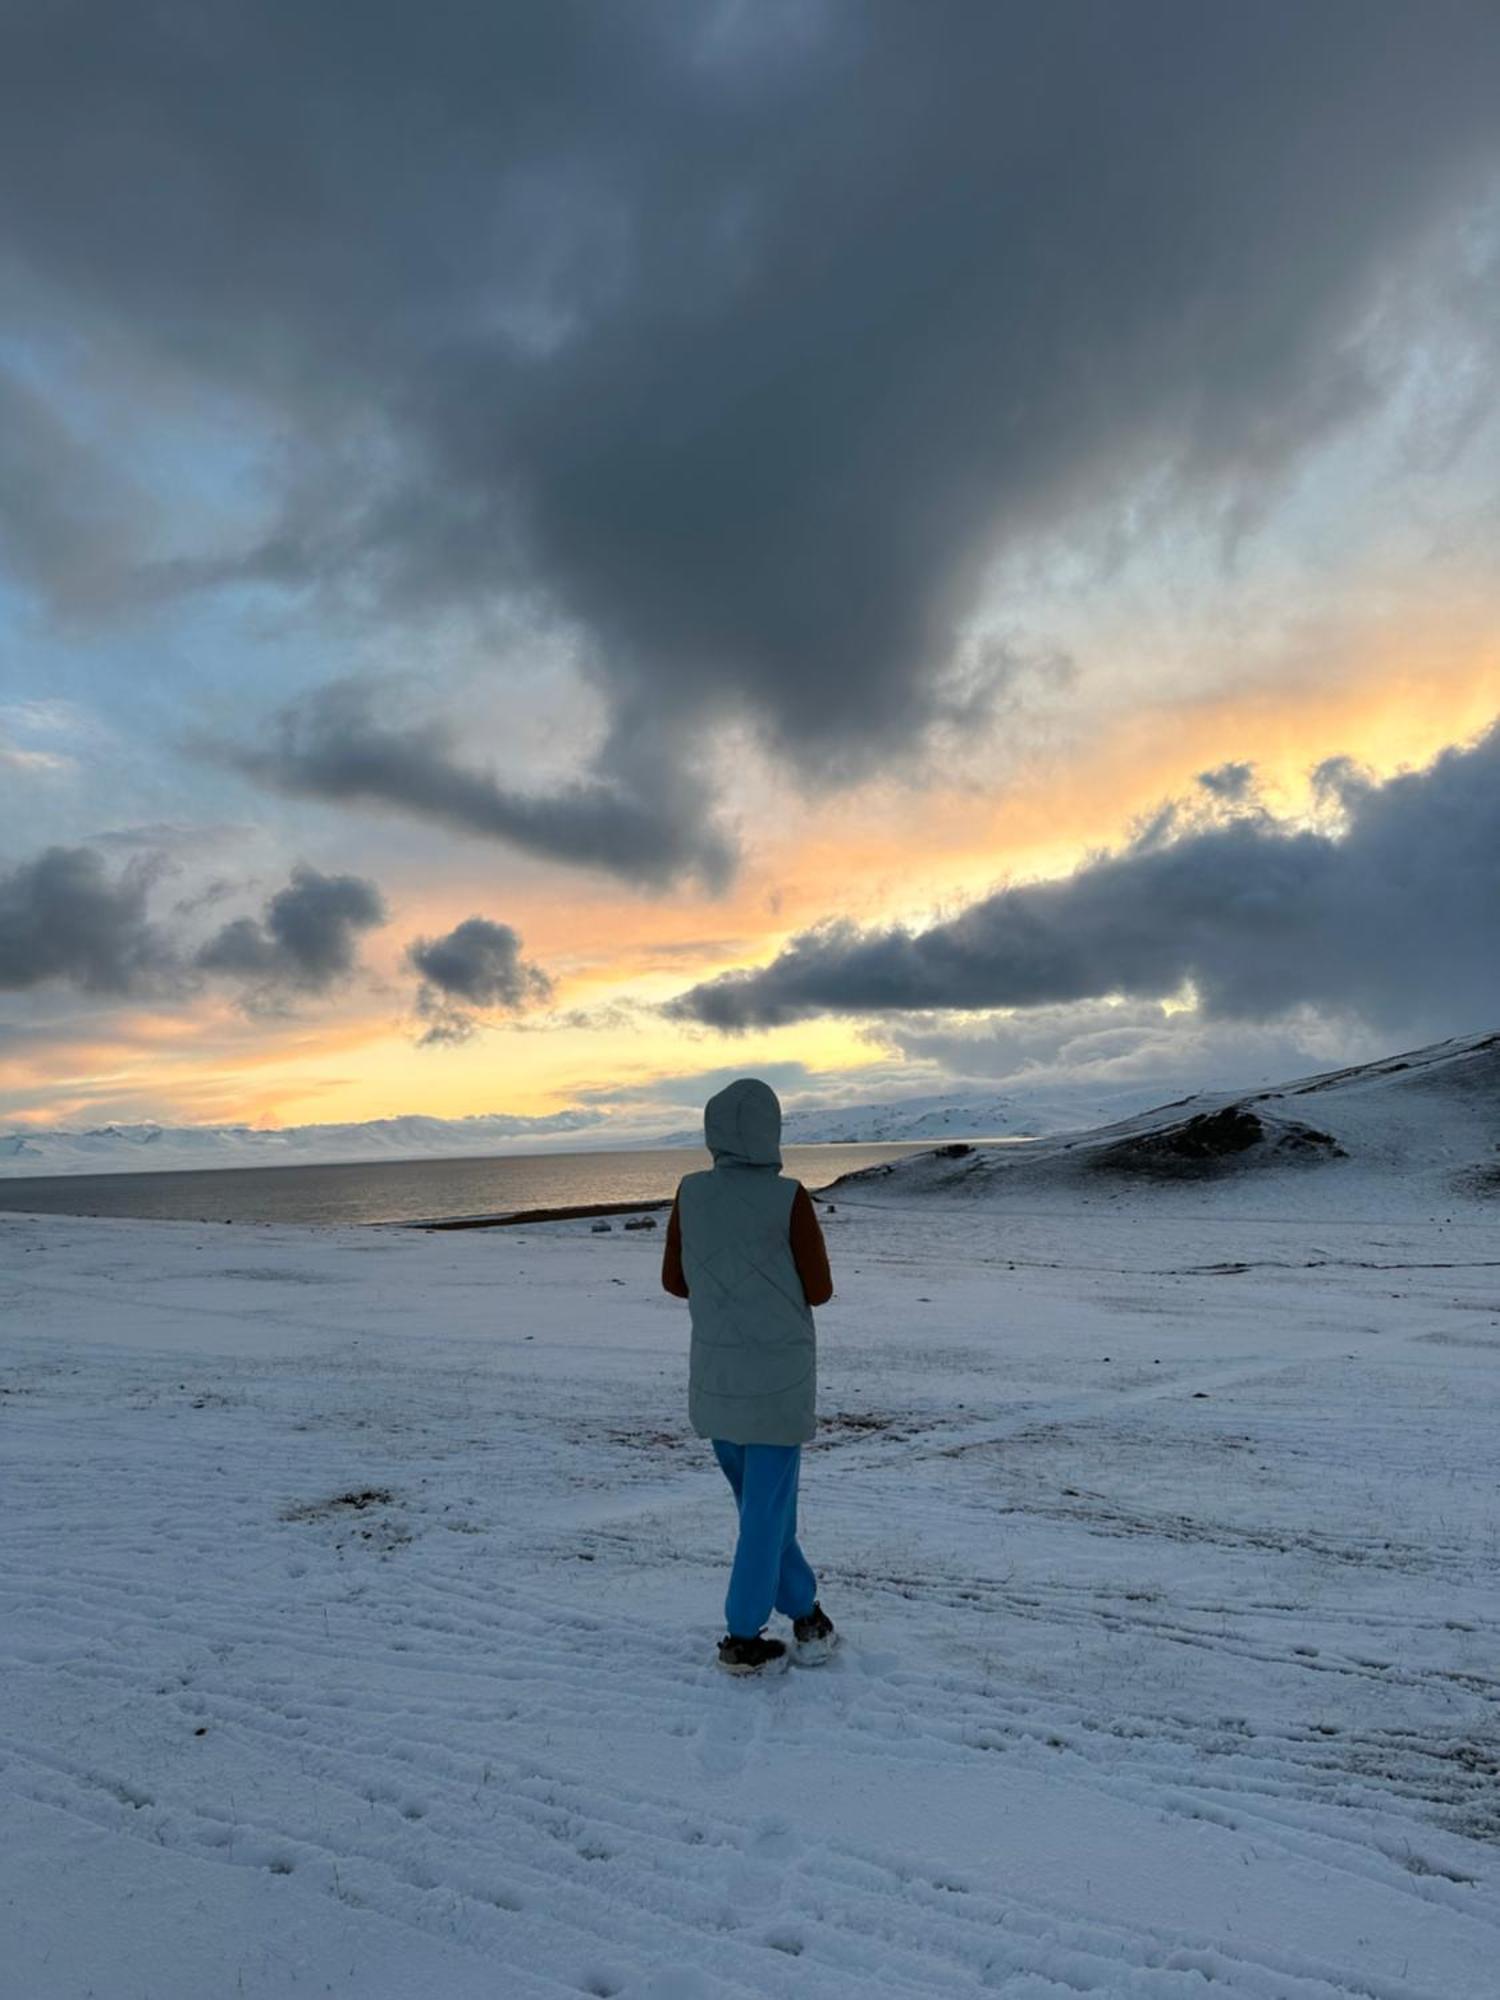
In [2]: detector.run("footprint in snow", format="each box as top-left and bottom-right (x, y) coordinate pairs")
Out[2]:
(724, 1856), (785, 1914)
(692, 1673), (768, 1779)
(621, 1970), (717, 2000)
(763, 1926), (806, 1956)
(852, 1646), (901, 1677)
(577, 1966), (627, 1997)
(695, 1706), (756, 1778)
(747, 1815), (802, 1861)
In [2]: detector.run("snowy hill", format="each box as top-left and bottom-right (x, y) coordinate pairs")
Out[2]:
(827, 1030), (1500, 1214)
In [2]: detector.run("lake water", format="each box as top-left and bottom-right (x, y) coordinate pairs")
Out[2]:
(0, 1143), (935, 1228)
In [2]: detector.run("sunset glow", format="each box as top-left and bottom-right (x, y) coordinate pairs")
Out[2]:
(2, 4), (1497, 1146)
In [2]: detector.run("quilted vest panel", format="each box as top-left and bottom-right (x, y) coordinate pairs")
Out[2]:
(678, 1164), (816, 1447)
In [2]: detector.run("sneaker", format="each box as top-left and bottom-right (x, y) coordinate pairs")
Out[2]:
(791, 1602), (838, 1665)
(717, 1633), (789, 1676)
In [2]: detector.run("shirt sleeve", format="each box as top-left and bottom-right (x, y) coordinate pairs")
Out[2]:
(789, 1183), (834, 1306)
(660, 1192), (689, 1298)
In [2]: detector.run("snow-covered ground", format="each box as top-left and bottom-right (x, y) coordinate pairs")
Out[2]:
(4, 1163), (1498, 1997)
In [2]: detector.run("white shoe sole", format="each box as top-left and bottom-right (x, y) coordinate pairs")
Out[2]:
(791, 1633), (838, 1667)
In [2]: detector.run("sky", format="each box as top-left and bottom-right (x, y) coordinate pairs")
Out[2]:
(2, 0), (1498, 1144)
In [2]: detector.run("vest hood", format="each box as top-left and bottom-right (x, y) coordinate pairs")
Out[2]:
(703, 1077), (783, 1169)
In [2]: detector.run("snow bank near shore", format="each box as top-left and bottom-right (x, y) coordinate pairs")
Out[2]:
(4, 1192), (1498, 1997)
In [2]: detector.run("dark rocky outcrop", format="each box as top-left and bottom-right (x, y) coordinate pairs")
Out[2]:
(1088, 1105), (1345, 1180)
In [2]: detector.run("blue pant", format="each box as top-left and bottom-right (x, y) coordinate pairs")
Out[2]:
(712, 1439), (818, 1638)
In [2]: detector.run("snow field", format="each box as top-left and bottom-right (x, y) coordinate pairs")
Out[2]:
(2, 1199), (1498, 1997)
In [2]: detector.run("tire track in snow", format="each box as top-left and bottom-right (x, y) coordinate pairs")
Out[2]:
(12, 1433), (1495, 1921)
(0, 1710), (1472, 2000)
(13, 1539), (1498, 1957)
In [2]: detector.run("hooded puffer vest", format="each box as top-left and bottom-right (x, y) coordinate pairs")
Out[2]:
(680, 1078), (816, 1448)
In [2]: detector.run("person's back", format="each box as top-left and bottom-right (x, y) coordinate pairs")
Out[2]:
(676, 1086), (817, 1450)
(661, 1077), (836, 1675)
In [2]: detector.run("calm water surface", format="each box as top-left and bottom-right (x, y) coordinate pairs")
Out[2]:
(0, 1144), (936, 1228)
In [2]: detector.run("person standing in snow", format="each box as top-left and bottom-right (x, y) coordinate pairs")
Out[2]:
(661, 1077), (838, 1676)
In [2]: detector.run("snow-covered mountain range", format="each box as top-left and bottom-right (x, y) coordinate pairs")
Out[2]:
(5, 1033), (1493, 1184)
(0, 1111), (603, 1179)
(0, 1083), (1145, 1179)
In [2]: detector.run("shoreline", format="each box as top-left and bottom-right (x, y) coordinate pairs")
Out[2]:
(413, 1172), (872, 1232)
(412, 1196), (675, 1232)
(0, 1139), (925, 1229)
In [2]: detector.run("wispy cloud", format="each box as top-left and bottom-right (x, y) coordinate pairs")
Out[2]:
(0, 740), (72, 775)
(210, 683), (736, 891)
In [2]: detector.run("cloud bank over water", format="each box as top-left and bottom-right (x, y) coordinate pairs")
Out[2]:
(670, 725), (1500, 1036)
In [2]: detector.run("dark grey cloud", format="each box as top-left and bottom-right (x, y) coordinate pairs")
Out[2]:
(196, 865), (386, 995)
(668, 721), (1500, 1036)
(406, 916), (552, 1045)
(1129, 763), (1272, 853)
(0, 845), (175, 994)
(0, 840), (390, 1014)
(4, 2), (1498, 815)
(1197, 762), (1256, 803)
(216, 684), (734, 890)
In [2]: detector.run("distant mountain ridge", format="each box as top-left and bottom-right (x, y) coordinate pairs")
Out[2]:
(0, 1081), (1167, 1180)
(0, 1111), (602, 1179)
(6, 1034), (1492, 1186)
